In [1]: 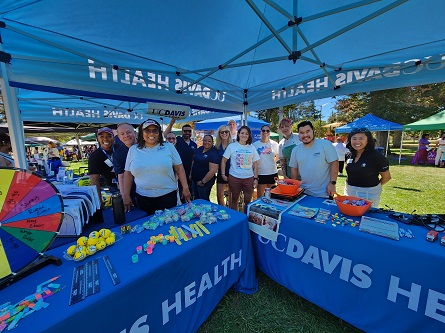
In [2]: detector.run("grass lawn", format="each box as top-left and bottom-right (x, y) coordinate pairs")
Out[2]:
(68, 144), (444, 332)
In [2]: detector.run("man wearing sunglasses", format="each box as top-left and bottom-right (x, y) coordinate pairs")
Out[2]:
(164, 118), (197, 200)
(290, 120), (339, 198)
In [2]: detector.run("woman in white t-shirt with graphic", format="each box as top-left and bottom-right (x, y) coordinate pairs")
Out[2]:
(253, 124), (279, 197)
(221, 126), (260, 211)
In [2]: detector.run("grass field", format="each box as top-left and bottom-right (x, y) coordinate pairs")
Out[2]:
(69, 143), (444, 332)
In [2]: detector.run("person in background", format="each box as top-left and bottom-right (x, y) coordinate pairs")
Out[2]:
(278, 118), (300, 178)
(123, 119), (190, 215)
(412, 133), (430, 165)
(345, 128), (391, 207)
(0, 133), (13, 167)
(228, 119), (238, 142)
(190, 134), (219, 201)
(253, 124), (279, 197)
(47, 141), (62, 174)
(333, 137), (350, 176)
(88, 127), (120, 205)
(113, 123), (137, 205)
(166, 132), (177, 146)
(221, 126), (260, 211)
(215, 125), (231, 205)
(434, 133), (445, 166)
(164, 118), (197, 200)
(56, 142), (64, 159)
(290, 121), (338, 198)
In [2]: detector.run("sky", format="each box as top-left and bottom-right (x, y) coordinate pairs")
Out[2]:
(314, 97), (338, 121)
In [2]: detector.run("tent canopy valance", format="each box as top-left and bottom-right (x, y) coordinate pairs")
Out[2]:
(403, 110), (445, 131)
(335, 114), (403, 133)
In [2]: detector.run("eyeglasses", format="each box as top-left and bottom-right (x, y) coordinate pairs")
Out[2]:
(351, 127), (369, 133)
(262, 129), (270, 133)
(167, 137), (176, 141)
(144, 129), (159, 134)
(220, 131), (229, 134)
(183, 129), (192, 133)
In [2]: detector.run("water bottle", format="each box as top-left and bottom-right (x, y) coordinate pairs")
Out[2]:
(112, 193), (126, 225)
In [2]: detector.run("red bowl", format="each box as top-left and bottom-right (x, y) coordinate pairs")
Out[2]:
(276, 179), (301, 195)
(335, 194), (372, 217)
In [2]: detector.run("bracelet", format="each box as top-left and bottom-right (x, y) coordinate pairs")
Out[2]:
(254, 177), (258, 180)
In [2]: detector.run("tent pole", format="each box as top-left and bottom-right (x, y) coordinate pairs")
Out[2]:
(385, 130), (390, 157)
(398, 131), (405, 164)
(0, 64), (27, 168)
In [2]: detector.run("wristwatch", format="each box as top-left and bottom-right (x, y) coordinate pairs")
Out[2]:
(330, 180), (337, 185)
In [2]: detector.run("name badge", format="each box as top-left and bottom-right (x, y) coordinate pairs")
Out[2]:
(347, 159), (353, 164)
(104, 158), (113, 167)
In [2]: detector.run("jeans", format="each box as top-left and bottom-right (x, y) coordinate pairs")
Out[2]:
(192, 177), (216, 201)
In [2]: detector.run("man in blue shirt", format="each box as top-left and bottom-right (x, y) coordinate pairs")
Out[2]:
(164, 118), (197, 200)
(113, 123), (137, 204)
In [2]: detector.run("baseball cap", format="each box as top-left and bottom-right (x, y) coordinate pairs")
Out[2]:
(141, 119), (162, 131)
(97, 127), (114, 136)
(279, 118), (292, 127)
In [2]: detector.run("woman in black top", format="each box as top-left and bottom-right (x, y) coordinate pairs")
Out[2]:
(345, 128), (391, 208)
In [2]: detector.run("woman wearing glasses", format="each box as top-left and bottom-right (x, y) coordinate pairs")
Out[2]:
(221, 126), (260, 211)
(190, 135), (219, 201)
(215, 125), (231, 205)
(122, 119), (191, 215)
(345, 128), (391, 208)
(253, 124), (279, 197)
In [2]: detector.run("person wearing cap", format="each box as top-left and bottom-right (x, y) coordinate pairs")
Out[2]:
(123, 119), (191, 215)
(164, 118), (197, 201)
(113, 123), (137, 204)
(228, 119), (238, 142)
(88, 127), (120, 204)
(290, 120), (338, 198)
(278, 118), (301, 178)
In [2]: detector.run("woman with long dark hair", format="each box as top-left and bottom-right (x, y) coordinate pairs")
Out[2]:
(344, 128), (391, 207)
(220, 125), (259, 211)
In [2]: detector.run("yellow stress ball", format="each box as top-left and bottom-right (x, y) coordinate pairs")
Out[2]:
(87, 237), (98, 246)
(66, 245), (77, 256)
(105, 237), (115, 245)
(75, 245), (85, 253)
(99, 229), (111, 238)
(89, 231), (99, 239)
(77, 236), (88, 247)
(96, 239), (107, 250)
(73, 250), (86, 261)
(86, 245), (97, 255)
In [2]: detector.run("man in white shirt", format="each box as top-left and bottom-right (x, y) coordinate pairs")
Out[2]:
(290, 121), (339, 198)
(333, 137), (350, 176)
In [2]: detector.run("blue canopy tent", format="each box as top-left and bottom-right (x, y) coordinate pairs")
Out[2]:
(196, 115), (269, 141)
(335, 114), (403, 156)
(1, 0), (445, 170)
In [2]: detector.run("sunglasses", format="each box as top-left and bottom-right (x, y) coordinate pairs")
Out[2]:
(351, 127), (369, 133)
(183, 129), (192, 133)
(262, 129), (270, 133)
(144, 128), (159, 134)
(220, 131), (229, 134)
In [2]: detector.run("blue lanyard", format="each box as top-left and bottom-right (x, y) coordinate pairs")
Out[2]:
(101, 147), (114, 160)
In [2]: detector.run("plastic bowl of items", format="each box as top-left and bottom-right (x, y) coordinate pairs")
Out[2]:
(334, 194), (372, 217)
(276, 179), (301, 195)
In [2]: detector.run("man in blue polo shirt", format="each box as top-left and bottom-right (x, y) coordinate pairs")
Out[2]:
(164, 118), (197, 200)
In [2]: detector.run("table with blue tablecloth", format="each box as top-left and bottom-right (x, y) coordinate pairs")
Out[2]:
(1, 200), (257, 333)
(250, 195), (445, 333)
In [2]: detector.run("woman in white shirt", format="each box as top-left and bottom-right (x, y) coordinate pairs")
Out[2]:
(253, 125), (279, 197)
(221, 126), (260, 211)
(122, 119), (191, 215)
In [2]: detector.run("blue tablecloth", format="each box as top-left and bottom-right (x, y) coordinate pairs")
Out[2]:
(251, 196), (445, 333)
(1, 200), (257, 333)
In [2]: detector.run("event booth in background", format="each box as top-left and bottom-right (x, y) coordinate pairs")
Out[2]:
(398, 110), (445, 163)
(2, 1), (445, 168)
(335, 114), (403, 156)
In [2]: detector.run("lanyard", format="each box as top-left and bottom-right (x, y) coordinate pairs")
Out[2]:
(101, 147), (114, 160)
